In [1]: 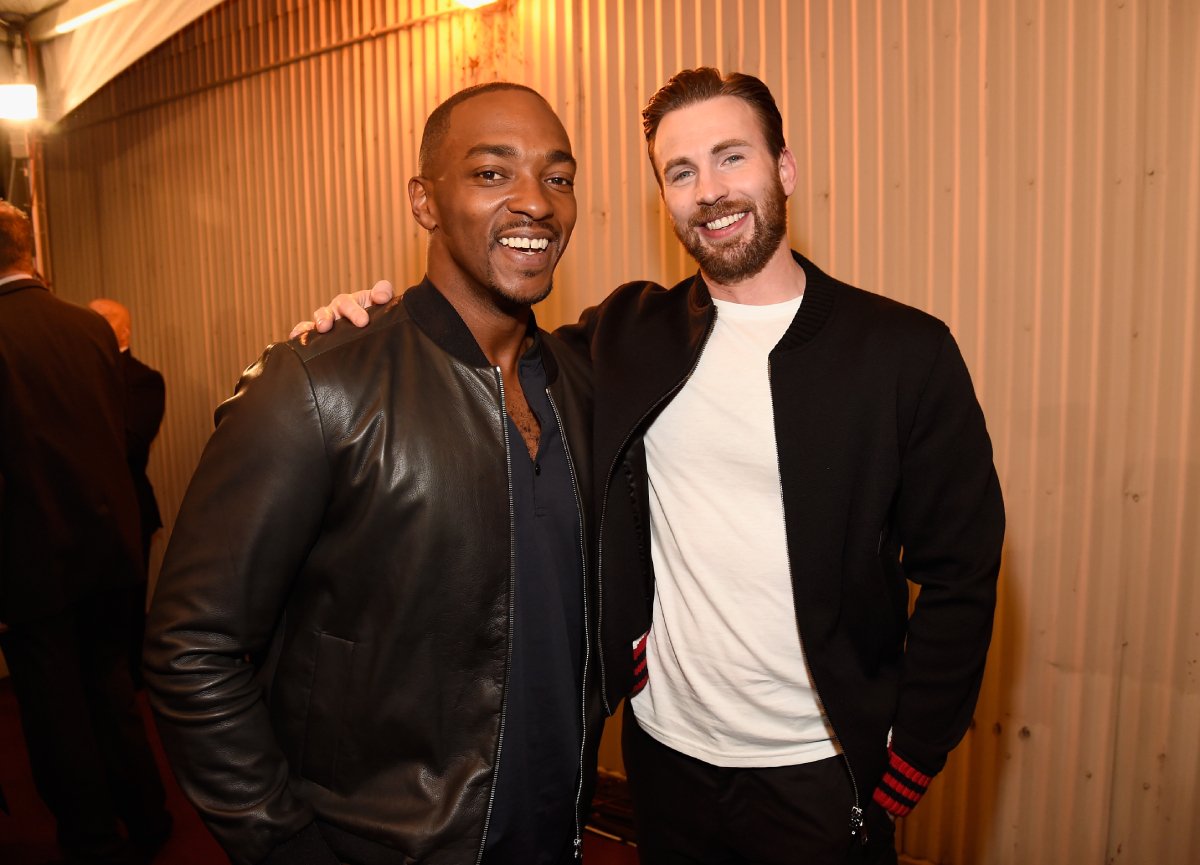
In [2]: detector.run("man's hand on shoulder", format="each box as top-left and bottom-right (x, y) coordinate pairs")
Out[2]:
(288, 279), (396, 339)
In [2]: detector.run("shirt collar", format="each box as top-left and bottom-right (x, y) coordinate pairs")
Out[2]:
(0, 272), (36, 289)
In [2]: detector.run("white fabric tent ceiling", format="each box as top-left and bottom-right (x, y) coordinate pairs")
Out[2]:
(0, 0), (223, 124)
(0, 0), (56, 15)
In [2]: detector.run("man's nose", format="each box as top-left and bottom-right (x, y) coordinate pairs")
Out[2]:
(508, 174), (553, 220)
(694, 168), (729, 207)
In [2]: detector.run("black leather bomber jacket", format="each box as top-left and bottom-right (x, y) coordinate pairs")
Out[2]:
(144, 280), (600, 865)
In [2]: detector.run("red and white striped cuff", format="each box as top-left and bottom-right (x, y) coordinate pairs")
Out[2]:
(630, 632), (649, 696)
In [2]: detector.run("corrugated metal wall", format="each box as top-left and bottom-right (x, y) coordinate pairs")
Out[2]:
(36, 1), (1200, 862)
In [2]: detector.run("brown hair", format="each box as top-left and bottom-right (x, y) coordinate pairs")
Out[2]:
(0, 200), (34, 273)
(418, 82), (549, 176)
(641, 67), (786, 181)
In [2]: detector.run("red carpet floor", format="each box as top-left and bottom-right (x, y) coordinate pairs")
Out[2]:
(0, 676), (637, 864)
(0, 674), (228, 864)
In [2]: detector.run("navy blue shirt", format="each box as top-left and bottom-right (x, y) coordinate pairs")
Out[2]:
(483, 338), (585, 865)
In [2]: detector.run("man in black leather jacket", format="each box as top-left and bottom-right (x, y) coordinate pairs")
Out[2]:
(144, 83), (601, 865)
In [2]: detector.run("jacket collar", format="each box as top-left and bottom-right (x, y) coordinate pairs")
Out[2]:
(685, 249), (838, 354)
(401, 277), (558, 381)
(0, 276), (47, 299)
(776, 250), (838, 352)
(592, 249), (841, 488)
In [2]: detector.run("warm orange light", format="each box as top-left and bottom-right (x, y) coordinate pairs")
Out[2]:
(0, 85), (38, 122)
(454, 0), (499, 8)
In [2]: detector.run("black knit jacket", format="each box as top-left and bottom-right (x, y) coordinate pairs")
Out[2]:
(558, 250), (1004, 833)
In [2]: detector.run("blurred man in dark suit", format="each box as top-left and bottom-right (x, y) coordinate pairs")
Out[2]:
(89, 298), (166, 688)
(0, 202), (170, 864)
(88, 299), (165, 562)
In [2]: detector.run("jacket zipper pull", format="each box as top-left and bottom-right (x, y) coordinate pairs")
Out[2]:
(850, 804), (865, 841)
(574, 834), (583, 858)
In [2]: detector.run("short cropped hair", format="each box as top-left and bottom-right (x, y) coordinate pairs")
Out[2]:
(0, 200), (34, 273)
(418, 82), (549, 176)
(641, 67), (786, 181)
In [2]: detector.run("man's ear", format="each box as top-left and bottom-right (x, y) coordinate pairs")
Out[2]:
(409, 176), (438, 231)
(778, 146), (797, 197)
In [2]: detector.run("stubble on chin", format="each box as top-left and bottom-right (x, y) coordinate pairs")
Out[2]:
(483, 258), (555, 310)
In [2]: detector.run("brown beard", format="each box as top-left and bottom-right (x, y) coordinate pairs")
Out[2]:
(674, 177), (788, 284)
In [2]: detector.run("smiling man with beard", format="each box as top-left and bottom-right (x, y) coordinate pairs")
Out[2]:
(145, 83), (601, 865)
(305, 68), (1004, 865)
(574, 68), (1003, 865)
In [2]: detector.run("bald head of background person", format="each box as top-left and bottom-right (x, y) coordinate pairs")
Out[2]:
(89, 297), (133, 350)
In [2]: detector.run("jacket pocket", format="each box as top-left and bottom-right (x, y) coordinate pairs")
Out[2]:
(853, 551), (908, 674)
(300, 631), (356, 790)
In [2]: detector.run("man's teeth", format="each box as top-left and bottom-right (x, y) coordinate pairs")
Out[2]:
(705, 212), (748, 231)
(499, 237), (550, 251)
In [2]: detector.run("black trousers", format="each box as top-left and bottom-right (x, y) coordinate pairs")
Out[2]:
(623, 709), (896, 865)
(0, 587), (169, 864)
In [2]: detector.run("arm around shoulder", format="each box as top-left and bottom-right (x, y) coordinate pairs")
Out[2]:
(552, 302), (604, 364)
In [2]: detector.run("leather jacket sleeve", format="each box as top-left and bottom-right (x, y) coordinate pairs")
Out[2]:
(144, 342), (338, 865)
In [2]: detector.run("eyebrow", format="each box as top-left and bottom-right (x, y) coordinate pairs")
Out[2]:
(465, 143), (577, 168)
(660, 138), (752, 176)
(466, 143), (518, 160)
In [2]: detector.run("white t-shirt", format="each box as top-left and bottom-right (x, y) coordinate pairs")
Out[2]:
(630, 294), (839, 767)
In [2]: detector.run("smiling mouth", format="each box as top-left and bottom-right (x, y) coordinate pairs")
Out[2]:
(498, 236), (551, 252)
(703, 211), (749, 231)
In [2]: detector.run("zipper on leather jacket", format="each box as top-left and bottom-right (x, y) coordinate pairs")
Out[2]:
(766, 355), (865, 843)
(596, 308), (718, 714)
(545, 388), (590, 859)
(477, 367), (518, 865)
